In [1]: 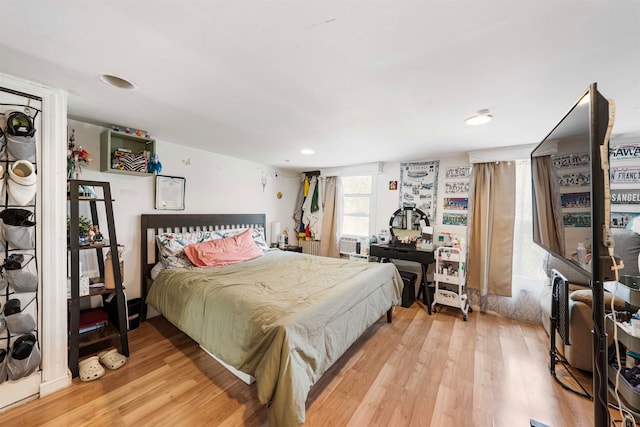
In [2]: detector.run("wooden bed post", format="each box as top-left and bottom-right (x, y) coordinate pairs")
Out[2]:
(387, 308), (393, 323)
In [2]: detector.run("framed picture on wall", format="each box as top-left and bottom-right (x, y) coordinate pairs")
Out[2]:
(155, 175), (185, 210)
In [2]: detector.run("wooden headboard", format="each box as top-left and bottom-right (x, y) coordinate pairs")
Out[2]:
(140, 213), (266, 321)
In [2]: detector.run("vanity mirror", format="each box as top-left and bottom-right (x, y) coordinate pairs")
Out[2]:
(389, 207), (430, 245)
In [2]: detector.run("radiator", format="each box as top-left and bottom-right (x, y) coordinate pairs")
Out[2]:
(299, 239), (321, 256)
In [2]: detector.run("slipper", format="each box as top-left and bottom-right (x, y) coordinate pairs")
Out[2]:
(7, 333), (40, 381)
(98, 348), (127, 370)
(3, 299), (21, 316)
(79, 356), (105, 382)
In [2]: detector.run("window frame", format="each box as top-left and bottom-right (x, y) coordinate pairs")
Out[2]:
(338, 174), (376, 239)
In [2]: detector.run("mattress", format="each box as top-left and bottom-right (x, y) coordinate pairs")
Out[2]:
(146, 250), (402, 426)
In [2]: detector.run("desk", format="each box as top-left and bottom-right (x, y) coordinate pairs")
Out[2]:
(369, 244), (435, 314)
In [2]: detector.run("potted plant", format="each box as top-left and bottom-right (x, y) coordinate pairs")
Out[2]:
(67, 215), (92, 245)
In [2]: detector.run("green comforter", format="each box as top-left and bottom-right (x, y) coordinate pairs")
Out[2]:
(147, 250), (402, 426)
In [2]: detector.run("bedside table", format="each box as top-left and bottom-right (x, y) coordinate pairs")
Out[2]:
(281, 246), (302, 253)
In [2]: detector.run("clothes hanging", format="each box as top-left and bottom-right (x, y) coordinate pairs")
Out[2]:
(302, 176), (323, 238)
(303, 176), (310, 197)
(293, 178), (305, 230)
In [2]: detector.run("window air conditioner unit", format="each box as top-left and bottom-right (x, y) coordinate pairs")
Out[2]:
(339, 237), (363, 255)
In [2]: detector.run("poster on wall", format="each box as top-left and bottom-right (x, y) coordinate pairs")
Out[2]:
(560, 192), (591, 209)
(611, 167), (640, 184)
(442, 212), (467, 226)
(445, 181), (469, 194)
(562, 212), (591, 227)
(611, 212), (640, 229)
(399, 160), (439, 221)
(443, 197), (468, 210)
(552, 152), (590, 169)
(611, 189), (640, 205)
(609, 144), (640, 161)
(558, 172), (591, 187)
(445, 166), (472, 179)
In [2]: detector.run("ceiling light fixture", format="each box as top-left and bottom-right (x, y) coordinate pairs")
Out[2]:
(301, 149), (315, 155)
(465, 109), (493, 125)
(99, 74), (137, 90)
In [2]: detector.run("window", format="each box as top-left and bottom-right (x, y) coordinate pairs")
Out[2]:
(512, 159), (546, 288)
(340, 175), (374, 238)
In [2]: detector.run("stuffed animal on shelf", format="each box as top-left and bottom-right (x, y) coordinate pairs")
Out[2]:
(148, 153), (162, 174)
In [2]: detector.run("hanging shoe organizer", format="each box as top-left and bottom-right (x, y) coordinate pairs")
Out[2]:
(0, 97), (41, 386)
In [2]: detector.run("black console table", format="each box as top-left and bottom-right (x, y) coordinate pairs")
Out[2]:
(369, 244), (435, 314)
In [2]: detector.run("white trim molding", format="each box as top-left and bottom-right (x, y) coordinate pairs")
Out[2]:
(320, 162), (384, 177)
(467, 143), (537, 164)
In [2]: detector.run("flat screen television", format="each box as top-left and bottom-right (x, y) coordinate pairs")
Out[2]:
(530, 82), (615, 427)
(531, 83), (614, 280)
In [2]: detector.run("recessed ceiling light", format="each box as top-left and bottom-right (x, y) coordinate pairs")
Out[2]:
(465, 109), (493, 125)
(301, 149), (315, 155)
(99, 74), (137, 90)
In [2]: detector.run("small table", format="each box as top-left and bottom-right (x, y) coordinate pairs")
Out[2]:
(369, 243), (435, 314)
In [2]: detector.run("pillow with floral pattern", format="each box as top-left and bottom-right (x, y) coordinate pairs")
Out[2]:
(156, 230), (220, 268)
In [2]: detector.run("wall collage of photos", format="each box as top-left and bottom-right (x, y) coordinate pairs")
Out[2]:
(555, 152), (592, 230)
(398, 161), (472, 228)
(442, 166), (472, 226)
(610, 141), (640, 229)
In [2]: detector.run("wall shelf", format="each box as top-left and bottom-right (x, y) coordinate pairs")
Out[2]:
(100, 129), (155, 176)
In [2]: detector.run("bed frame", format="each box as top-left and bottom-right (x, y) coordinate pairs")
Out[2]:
(140, 213), (266, 321)
(140, 213), (397, 423)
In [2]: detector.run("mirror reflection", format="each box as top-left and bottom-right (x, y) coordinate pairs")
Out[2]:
(389, 207), (429, 242)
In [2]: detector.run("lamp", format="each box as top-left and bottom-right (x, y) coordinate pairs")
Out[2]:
(465, 109), (493, 125)
(271, 221), (281, 246)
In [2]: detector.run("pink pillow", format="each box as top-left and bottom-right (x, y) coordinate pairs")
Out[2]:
(184, 229), (264, 267)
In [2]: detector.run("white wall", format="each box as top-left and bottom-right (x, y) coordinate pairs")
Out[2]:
(69, 120), (300, 299)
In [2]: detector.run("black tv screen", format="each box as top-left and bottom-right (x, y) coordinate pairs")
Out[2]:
(531, 84), (612, 278)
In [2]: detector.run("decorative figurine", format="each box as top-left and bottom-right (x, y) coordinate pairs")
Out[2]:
(136, 129), (142, 137)
(124, 128), (131, 134)
(148, 153), (162, 174)
(93, 226), (104, 244)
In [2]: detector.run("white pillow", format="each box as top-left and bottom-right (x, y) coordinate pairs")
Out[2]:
(150, 262), (165, 280)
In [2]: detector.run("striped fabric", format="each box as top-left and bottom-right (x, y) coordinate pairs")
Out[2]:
(118, 153), (147, 172)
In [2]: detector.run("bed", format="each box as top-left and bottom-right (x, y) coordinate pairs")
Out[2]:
(140, 214), (403, 427)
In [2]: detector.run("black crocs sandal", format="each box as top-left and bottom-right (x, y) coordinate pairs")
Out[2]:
(0, 208), (36, 227)
(3, 299), (21, 316)
(11, 334), (36, 360)
(4, 254), (24, 270)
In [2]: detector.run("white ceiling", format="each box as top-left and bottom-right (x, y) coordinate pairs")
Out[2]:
(1, 1), (639, 171)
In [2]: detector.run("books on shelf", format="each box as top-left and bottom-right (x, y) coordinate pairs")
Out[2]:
(78, 308), (109, 334)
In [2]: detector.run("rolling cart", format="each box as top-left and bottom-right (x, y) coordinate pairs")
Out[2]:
(432, 246), (471, 321)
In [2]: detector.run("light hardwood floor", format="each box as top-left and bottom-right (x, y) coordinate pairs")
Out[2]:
(0, 303), (619, 426)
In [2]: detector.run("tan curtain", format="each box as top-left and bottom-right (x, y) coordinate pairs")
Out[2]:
(467, 162), (516, 297)
(319, 177), (340, 257)
(531, 156), (564, 256)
